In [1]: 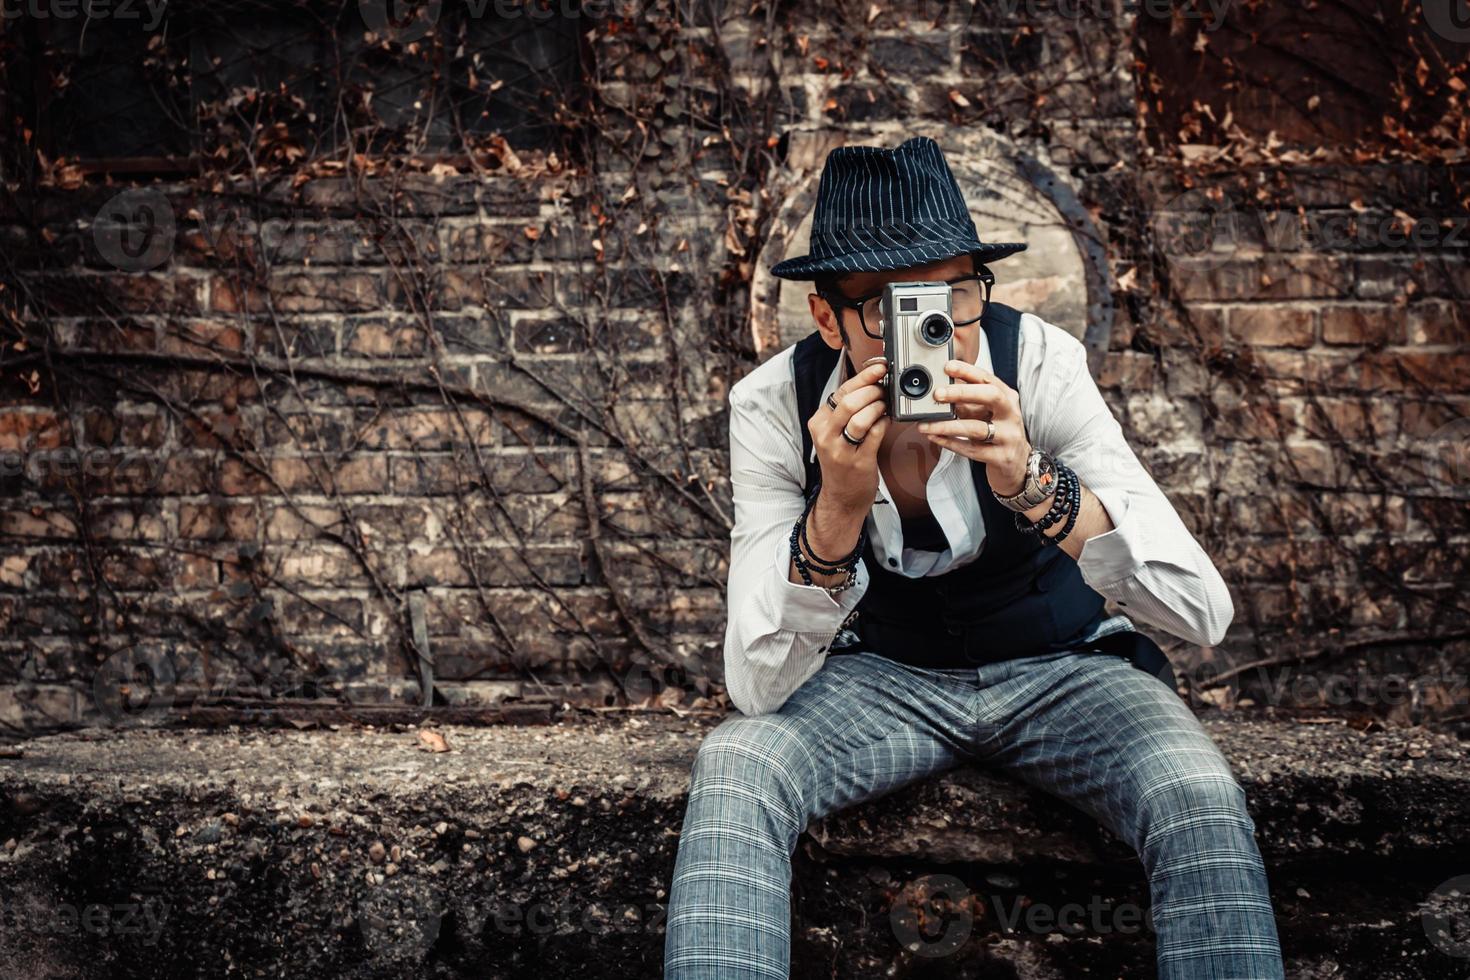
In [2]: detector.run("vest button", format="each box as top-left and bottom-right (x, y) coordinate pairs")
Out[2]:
(887, 558), (897, 567)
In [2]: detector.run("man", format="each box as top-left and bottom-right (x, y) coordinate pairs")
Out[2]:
(664, 137), (1285, 979)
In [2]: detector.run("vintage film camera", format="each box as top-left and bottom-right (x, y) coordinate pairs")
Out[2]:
(876, 281), (958, 422)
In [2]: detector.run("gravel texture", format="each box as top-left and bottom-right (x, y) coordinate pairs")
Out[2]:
(0, 713), (1466, 978)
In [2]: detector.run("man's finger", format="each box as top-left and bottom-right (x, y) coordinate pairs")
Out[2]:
(832, 360), (887, 402)
(943, 360), (999, 386)
(834, 380), (887, 422)
(844, 399), (887, 442)
(918, 418), (1007, 441)
(923, 431), (1003, 463)
(934, 382), (1005, 413)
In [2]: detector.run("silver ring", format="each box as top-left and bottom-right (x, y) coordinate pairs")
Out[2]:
(841, 425), (864, 447)
(981, 420), (996, 444)
(826, 392), (838, 411)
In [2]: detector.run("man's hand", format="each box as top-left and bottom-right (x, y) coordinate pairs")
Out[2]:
(792, 359), (890, 588)
(917, 359), (1031, 497)
(808, 359), (891, 514)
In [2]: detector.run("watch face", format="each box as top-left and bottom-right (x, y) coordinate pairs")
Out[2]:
(1035, 452), (1056, 485)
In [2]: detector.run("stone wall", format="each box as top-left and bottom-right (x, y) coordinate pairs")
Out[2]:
(1, 0), (1466, 729)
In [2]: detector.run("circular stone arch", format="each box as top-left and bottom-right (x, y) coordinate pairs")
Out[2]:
(751, 130), (1114, 368)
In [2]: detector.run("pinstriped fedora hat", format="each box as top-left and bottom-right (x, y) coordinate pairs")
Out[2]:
(771, 136), (1026, 280)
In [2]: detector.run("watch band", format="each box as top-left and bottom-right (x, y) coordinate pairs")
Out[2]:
(993, 448), (1058, 512)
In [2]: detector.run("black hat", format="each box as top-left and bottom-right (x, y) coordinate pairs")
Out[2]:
(770, 136), (1026, 281)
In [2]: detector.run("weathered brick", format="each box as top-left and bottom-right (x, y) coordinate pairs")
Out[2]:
(1406, 300), (1466, 345)
(1229, 307), (1315, 348)
(0, 411), (71, 452)
(867, 33), (954, 75)
(390, 450), (573, 495)
(444, 223), (538, 264)
(159, 320), (247, 357)
(1359, 351), (1470, 391)
(1320, 306), (1403, 346)
(961, 28), (1044, 74)
(513, 316), (589, 354)
(179, 502), (258, 541)
(268, 272), (385, 313)
(342, 318), (428, 358)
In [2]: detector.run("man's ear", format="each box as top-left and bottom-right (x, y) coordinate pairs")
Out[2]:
(807, 292), (844, 351)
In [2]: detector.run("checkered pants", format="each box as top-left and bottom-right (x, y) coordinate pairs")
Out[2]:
(664, 638), (1285, 979)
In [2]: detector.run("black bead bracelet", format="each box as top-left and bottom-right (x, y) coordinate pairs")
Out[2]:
(1015, 461), (1081, 546)
(789, 483), (864, 585)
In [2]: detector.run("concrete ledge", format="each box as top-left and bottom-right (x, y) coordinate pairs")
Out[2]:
(0, 715), (1466, 979)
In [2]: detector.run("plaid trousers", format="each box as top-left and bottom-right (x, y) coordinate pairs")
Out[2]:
(664, 629), (1285, 979)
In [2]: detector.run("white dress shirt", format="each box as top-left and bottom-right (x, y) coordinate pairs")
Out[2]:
(722, 311), (1235, 716)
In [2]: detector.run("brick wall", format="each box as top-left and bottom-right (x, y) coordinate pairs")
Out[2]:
(1, 0), (1466, 729)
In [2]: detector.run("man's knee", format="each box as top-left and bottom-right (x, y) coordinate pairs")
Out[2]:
(689, 715), (812, 827)
(1134, 755), (1257, 853)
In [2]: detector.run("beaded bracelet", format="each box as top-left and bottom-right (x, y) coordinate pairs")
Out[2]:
(1014, 462), (1080, 542)
(789, 483), (865, 585)
(789, 521), (864, 587)
(1013, 463), (1075, 535)
(1046, 472), (1084, 547)
(800, 511), (863, 574)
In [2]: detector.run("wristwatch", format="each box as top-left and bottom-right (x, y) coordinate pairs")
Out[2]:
(992, 448), (1059, 512)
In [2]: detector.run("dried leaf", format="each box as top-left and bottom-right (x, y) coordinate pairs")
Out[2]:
(724, 218), (745, 257)
(417, 729), (450, 753)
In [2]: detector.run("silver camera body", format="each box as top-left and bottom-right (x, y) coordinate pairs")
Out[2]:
(879, 281), (957, 422)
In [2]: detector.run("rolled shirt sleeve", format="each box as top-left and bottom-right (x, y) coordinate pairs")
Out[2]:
(722, 369), (869, 716)
(1019, 314), (1235, 648)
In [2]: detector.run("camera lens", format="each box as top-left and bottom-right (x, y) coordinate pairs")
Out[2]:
(919, 312), (953, 346)
(899, 366), (931, 399)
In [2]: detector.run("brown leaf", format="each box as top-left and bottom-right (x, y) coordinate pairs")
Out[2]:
(724, 218), (745, 257)
(417, 729), (450, 753)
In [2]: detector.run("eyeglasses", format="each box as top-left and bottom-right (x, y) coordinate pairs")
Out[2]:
(819, 268), (994, 341)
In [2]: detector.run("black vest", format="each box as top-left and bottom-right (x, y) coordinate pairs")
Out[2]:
(791, 301), (1177, 688)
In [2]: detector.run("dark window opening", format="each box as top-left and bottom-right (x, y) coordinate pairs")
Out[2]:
(3, 0), (591, 178)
